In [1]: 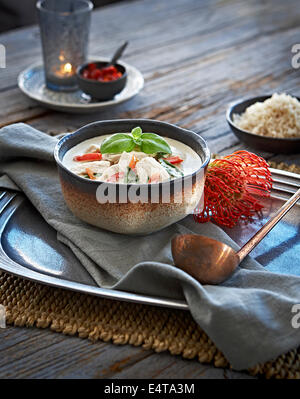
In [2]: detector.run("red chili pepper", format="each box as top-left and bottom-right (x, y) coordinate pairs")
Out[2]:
(164, 156), (183, 164)
(107, 171), (124, 182)
(101, 65), (116, 74)
(90, 68), (103, 80)
(82, 69), (90, 79)
(87, 63), (97, 71)
(82, 64), (123, 82)
(73, 153), (102, 162)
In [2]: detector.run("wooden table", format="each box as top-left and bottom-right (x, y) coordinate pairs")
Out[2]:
(0, 0), (299, 379)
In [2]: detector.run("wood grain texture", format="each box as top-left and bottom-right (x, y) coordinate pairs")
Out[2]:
(0, 327), (254, 379)
(0, 0), (299, 379)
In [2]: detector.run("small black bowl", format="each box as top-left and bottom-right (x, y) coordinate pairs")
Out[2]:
(226, 95), (300, 154)
(76, 61), (127, 101)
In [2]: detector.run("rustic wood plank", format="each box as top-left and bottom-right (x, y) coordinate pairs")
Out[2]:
(0, 0), (298, 90)
(0, 326), (253, 379)
(0, 89), (50, 128)
(110, 350), (255, 380)
(1, 0), (300, 139)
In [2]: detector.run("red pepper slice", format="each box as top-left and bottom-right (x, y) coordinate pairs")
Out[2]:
(148, 173), (161, 183)
(73, 153), (102, 162)
(107, 171), (124, 182)
(164, 156), (183, 164)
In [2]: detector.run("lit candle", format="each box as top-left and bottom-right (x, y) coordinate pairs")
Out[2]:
(53, 61), (74, 78)
(37, 0), (93, 92)
(63, 63), (72, 74)
(60, 62), (73, 76)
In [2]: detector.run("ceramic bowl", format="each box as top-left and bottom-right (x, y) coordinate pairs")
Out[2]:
(54, 119), (210, 235)
(76, 61), (127, 101)
(226, 95), (300, 154)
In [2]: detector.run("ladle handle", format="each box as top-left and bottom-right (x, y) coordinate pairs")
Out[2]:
(237, 187), (300, 262)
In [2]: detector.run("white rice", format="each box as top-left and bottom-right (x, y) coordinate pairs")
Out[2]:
(233, 93), (300, 138)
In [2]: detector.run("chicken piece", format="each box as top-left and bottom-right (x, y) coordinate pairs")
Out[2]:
(117, 151), (156, 171)
(99, 152), (142, 183)
(84, 144), (100, 153)
(118, 152), (133, 171)
(102, 152), (152, 164)
(136, 157), (170, 183)
(70, 161), (110, 176)
(116, 152), (139, 183)
(130, 151), (154, 161)
(102, 153), (122, 164)
(100, 164), (125, 183)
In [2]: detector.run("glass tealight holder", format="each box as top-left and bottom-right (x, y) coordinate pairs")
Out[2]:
(37, 0), (93, 92)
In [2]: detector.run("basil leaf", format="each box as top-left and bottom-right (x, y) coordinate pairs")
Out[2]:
(159, 159), (184, 178)
(131, 126), (142, 140)
(140, 133), (171, 154)
(131, 127), (142, 146)
(100, 133), (135, 154)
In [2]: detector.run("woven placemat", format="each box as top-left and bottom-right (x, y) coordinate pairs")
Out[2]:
(1, 161), (300, 379)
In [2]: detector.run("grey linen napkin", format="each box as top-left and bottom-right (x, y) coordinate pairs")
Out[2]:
(0, 123), (299, 370)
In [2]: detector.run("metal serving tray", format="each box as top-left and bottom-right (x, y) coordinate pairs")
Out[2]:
(0, 168), (299, 311)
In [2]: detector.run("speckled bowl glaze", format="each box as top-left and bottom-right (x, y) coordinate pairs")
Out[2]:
(54, 119), (210, 235)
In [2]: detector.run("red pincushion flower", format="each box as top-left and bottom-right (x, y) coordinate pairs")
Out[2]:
(193, 151), (273, 228)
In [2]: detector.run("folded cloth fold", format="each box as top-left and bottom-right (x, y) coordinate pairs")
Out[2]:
(0, 123), (299, 370)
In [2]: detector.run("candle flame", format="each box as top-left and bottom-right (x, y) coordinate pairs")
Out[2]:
(53, 61), (74, 78)
(63, 63), (72, 74)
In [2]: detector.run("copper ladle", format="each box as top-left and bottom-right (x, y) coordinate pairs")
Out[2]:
(172, 187), (300, 285)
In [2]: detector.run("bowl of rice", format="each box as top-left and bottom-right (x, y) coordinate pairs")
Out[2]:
(226, 93), (300, 153)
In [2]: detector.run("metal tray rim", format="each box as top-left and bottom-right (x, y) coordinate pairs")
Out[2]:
(0, 195), (188, 310)
(0, 168), (299, 311)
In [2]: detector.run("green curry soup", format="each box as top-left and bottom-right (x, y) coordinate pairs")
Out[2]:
(63, 129), (201, 184)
